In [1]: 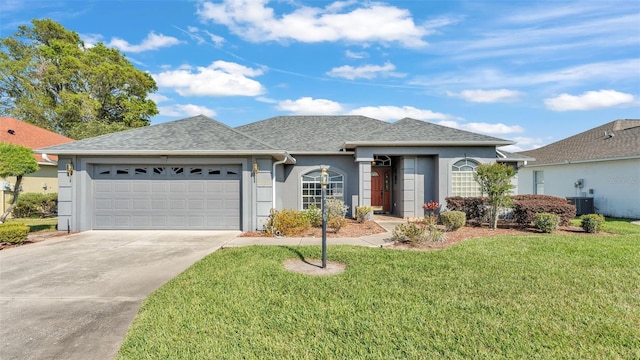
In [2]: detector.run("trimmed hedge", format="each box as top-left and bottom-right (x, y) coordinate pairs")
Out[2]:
(534, 213), (560, 233)
(446, 195), (576, 227)
(512, 195), (576, 226)
(581, 214), (605, 233)
(0, 223), (30, 244)
(445, 197), (488, 224)
(12, 193), (58, 218)
(440, 211), (466, 231)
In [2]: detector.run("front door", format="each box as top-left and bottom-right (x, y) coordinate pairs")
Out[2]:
(371, 168), (391, 213)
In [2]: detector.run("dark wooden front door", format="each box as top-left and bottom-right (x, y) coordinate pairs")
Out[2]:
(371, 169), (391, 213)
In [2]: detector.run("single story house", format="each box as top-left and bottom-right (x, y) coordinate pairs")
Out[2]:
(37, 115), (527, 232)
(518, 119), (640, 219)
(1, 117), (74, 215)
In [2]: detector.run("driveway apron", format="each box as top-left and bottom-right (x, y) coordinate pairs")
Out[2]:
(0, 230), (239, 360)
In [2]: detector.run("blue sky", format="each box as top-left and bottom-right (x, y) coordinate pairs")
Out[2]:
(1, 0), (639, 151)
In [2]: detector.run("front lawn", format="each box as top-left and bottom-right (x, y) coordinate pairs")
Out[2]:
(117, 228), (640, 359)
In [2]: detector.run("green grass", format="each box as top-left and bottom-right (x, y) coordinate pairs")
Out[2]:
(6, 217), (58, 232)
(117, 225), (640, 359)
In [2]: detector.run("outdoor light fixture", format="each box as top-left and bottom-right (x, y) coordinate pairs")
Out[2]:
(320, 166), (329, 268)
(253, 161), (259, 176)
(66, 161), (74, 177)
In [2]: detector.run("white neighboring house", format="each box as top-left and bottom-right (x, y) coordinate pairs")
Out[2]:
(518, 119), (640, 219)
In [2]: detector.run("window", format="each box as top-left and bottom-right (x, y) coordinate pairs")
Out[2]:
(301, 170), (344, 209)
(452, 159), (481, 197)
(534, 171), (544, 194)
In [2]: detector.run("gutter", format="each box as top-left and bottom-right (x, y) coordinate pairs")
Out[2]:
(520, 155), (640, 168)
(41, 153), (57, 164)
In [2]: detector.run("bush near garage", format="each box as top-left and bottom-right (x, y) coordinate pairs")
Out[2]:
(0, 223), (30, 244)
(11, 193), (58, 218)
(265, 209), (310, 236)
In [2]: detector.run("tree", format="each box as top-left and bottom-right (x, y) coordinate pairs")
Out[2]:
(474, 163), (516, 229)
(0, 19), (158, 139)
(0, 143), (39, 223)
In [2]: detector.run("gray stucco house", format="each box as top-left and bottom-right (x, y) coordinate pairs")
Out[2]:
(38, 115), (523, 232)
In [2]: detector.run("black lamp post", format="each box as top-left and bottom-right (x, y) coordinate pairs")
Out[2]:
(320, 166), (329, 269)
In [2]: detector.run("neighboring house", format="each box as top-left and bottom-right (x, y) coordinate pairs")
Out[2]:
(0, 117), (74, 215)
(518, 119), (640, 219)
(38, 115), (525, 232)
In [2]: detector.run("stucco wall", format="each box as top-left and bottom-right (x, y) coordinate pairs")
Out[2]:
(278, 155), (359, 212)
(518, 158), (640, 219)
(1, 165), (59, 215)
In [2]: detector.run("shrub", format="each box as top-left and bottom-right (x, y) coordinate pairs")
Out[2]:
(326, 198), (349, 220)
(328, 217), (348, 233)
(445, 197), (488, 225)
(426, 227), (447, 243)
(355, 206), (373, 223)
(440, 211), (466, 231)
(0, 223), (30, 244)
(265, 209), (310, 236)
(391, 222), (426, 243)
(534, 213), (560, 233)
(511, 195), (576, 226)
(581, 214), (605, 233)
(302, 206), (322, 227)
(11, 193), (58, 218)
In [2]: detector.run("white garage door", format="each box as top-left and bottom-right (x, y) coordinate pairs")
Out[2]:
(92, 165), (241, 230)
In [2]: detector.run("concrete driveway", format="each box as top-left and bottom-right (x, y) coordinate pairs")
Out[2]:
(0, 230), (240, 360)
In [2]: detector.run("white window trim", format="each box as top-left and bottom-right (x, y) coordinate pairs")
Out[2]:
(299, 167), (346, 210)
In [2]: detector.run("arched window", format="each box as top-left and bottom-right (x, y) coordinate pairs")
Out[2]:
(301, 169), (344, 209)
(452, 159), (482, 197)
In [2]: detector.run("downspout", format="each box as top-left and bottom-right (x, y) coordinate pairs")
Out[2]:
(272, 153), (296, 210)
(42, 153), (57, 164)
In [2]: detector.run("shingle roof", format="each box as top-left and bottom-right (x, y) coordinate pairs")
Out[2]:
(521, 119), (640, 165)
(496, 149), (535, 161)
(343, 117), (513, 147)
(235, 115), (388, 152)
(0, 117), (73, 163)
(39, 115), (279, 154)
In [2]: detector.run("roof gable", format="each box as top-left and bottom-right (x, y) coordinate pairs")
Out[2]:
(0, 117), (73, 162)
(236, 115), (389, 152)
(40, 115), (278, 154)
(521, 119), (640, 165)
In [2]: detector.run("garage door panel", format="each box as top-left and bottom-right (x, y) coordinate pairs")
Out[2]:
(93, 164), (241, 230)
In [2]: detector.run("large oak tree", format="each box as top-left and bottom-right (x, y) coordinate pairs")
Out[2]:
(0, 19), (158, 139)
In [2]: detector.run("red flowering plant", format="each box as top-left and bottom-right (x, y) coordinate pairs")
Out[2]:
(423, 201), (440, 227)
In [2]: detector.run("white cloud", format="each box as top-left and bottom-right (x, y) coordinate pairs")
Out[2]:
(108, 32), (181, 53)
(544, 89), (636, 111)
(447, 89), (521, 103)
(348, 106), (457, 121)
(436, 120), (524, 135)
(326, 62), (404, 80)
(153, 61), (265, 97)
(158, 104), (217, 117)
(198, 0), (429, 47)
(276, 97), (344, 115)
(345, 50), (368, 59)
(148, 93), (171, 103)
(411, 59), (640, 90)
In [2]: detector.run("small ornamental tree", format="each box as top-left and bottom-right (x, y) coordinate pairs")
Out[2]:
(0, 143), (39, 222)
(473, 163), (515, 229)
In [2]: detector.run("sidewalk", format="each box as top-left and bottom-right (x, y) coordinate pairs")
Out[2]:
(223, 217), (405, 248)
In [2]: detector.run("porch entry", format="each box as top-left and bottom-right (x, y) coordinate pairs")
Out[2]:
(371, 155), (392, 213)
